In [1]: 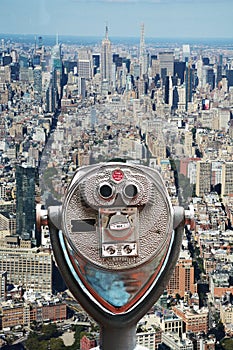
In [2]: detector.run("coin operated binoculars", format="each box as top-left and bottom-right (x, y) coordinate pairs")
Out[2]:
(48, 162), (184, 350)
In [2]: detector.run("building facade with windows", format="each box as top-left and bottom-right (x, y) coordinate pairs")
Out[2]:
(161, 332), (193, 350)
(222, 162), (233, 196)
(0, 300), (67, 329)
(196, 161), (211, 197)
(0, 247), (52, 293)
(136, 327), (162, 350)
(173, 305), (209, 334)
(16, 164), (37, 243)
(166, 250), (196, 298)
(0, 271), (7, 301)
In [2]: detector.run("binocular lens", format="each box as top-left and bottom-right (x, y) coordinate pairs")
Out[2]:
(98, 183), (138, 200)
(124, 184), (138, 198)
(99, 184), (113, 199)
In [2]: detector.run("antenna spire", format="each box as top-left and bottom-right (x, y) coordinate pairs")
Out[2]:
(105, 24), (108, 40)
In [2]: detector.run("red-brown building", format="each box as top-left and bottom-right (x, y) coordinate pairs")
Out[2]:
(180, 157), (201, 177)
(30, 301), (67, 323)
(166, 251), (196, 298)
(173, 305), (209, 334)
(1, 304), (24, 329)
(0, 300), (67, 329)
(80, 334), (97, 350)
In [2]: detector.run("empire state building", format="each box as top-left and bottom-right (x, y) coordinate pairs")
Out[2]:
(101, 26), (112, 94)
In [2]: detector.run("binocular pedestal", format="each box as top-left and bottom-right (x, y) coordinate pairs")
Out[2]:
(49, 217), (184, 350)
(92, 345), (148, 350)
(48, 163), (184, 350)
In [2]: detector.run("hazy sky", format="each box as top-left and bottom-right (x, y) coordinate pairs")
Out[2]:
(1, 0), (233, 39)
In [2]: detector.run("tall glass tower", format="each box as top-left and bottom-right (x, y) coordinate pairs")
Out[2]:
(51, 35), (63, 102)
(16, 164), (37, 243)
(51, 35), (62, 74)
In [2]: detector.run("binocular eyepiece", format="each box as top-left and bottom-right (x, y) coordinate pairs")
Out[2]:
(48, 162), (184, 350)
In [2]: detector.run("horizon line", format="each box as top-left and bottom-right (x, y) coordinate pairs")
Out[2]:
(0, 32), (233, 40)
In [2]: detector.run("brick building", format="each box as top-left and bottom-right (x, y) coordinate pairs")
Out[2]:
(166, 250), (196, 298)
(80, 334), (97, 350)
(1, 303), (24, 329)
(30, 301), (67, 324)
(0, 300), (67, 329)
(173, 305), (209, 334)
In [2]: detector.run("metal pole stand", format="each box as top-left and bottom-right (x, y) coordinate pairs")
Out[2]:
(91, 346), (148, 350)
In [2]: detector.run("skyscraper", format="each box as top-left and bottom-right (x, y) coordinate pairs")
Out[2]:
(33, 65), (42, 103)
(222, 162), (233, 196)
(182, 44), (190, 62)
(174, 61), (186, 84)
(164, 74), (173, 107)
(159, 51), (174, 84)
(16, 164), (37, 243)
(196, 55), (203, 88)
(78, 48), (93, 79)
(51, 36), (63, 101)
(185, 62), (193, 111)
(167, 250), (196, 298)
(100, 25), (112, 94)
(46, 78), (57, 113)
(216, 64), (223, 88)
(196, 161), (211, 197)
(93, 54), (100, 75)
(202, 66), (215, 91)
(139, 23), (147, 78)
(51, 35), (62, 74)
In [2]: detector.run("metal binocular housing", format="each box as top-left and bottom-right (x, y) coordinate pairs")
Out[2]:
(48, 162), (184, 350)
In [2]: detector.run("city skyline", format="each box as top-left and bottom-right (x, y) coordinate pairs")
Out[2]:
(1, 0), (233, 39)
